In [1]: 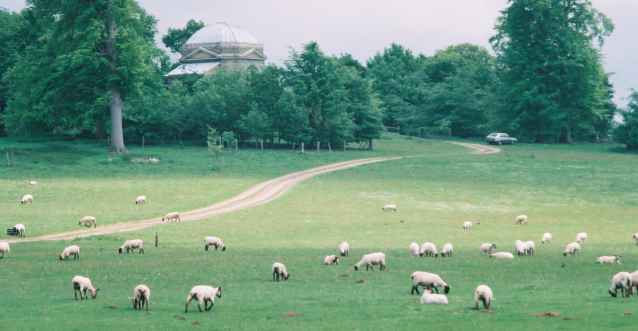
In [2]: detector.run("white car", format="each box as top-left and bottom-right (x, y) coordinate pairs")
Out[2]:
(486, 133), (518, 145)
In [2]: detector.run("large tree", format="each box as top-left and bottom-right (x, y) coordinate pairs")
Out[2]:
(614, 91), (638, 150)
(162, 19), (204, 54)
(0, 9), (24, 135)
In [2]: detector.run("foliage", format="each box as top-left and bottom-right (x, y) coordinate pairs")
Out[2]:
(0, 9), (24, 136)
(614, 90), (638, 150)
(161, 19), (204, 54)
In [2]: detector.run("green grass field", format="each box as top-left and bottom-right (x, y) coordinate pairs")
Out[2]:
(1, 136), (638, 330)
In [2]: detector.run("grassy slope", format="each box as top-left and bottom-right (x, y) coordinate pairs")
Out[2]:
(1, 136), (638, 330)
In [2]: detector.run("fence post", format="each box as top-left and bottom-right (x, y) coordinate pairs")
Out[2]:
(154, 232), (158, 248)
(301, 142), (305, 154)
(316, 141), (320, 152)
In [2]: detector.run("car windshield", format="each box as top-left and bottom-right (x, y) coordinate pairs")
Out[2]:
(500, 133), (509, 137)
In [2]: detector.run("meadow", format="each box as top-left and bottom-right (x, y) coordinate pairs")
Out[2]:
(1, 135), (638, 330)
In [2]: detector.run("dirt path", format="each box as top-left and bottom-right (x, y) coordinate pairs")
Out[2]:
(9, 156), (401, 244)
(448, 142), (501, 155)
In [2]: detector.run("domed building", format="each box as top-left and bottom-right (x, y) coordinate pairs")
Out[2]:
(167, 22), (266, 77)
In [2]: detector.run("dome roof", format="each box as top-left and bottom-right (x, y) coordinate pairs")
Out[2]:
(186, 22), (259, 45)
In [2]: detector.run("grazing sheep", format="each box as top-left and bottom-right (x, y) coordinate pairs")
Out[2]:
(0, 242), (10, 258)
(489, 252), (514, 260)
(13, 224), (26, 237)
(410, 271), (450, 295)
(204, 236), (226, 252)
(514, 240), (527, 256)
(162, 212), (181, 222)
(479, 243), (496, 254)
(463, 221), (479, 232)
(609, 272), (632, 298)
(338, 241), (350, 257)
(78, 216), (97, 228)
(272, 262), (290, 281)
(72, 275), (99, 300)
(542, 232), (553, 244)
(420, 288), (449, 305)
(28, 180), (38, 185)
(633, 233), (638, 245)
(135, 195), (147, 205)
(382, 204), (397, 212)
(629, 271), (638, 295)
(524, 241), (536, 256)
(59, 245), (80, 261)
(441, 243), (453, 257)
(20, 194), (33, 205)
(354, 252), (386, 271)
(409, 242), (420, 257)
(515, 214), (528, 225)
(118, 239), (144, 254)
(132, 284), (150, 311)
(323, 255), (340, 265)
(185, 285), (222, 313)
(474, 285), (493, 310)
(563, 242), (581, 256)
(597, 255), (621, 264)
(576, 232), (588, 244)
(420, 242), (438, 257)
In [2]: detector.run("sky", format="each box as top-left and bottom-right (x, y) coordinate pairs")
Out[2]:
(2, 0), (636, 107)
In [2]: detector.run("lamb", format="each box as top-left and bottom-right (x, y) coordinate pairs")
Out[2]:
(514, 240), (527, 256)
(463, 220), (479, 232)
(20, 194), (33, 205)
(135, 195), (147, 205)
(204, 236), (226, 251)
(382, 204), (397, 212)
(515, 214), (528, 225)
(563, 242), (581, 256)
(338, 241), (350, 257)
(162, 212), (181, 222)
(597, 255), (621, 264)
(354, 252), (386, 271)
(0, 242), (10, 258)
(576, 232), (588, 244)
(272, 262), (290, 281)
(72, 275), (99, 300)
(441, 243), (453, 257)
(489, 252), (514, 260)
(118, 239), (144, 254)
(420, 242), (438, 257)
(609, 272), (632, 298)
(13, 224), (26, 237)
(420, 288), (449, 305)
(629, 271), (638, 295)
(479, 243), (496, 254)
(474, 284), (493, 310)
(185, 285), (222, 312)
(524, 241), (535, 256)
(542, 232), (553, 244)
(78, 216), (97, 228)
(59, 245), (80, 261)
(132, 284), (151, 311)
(409, 242), (420, 257)
(410, 271), (450, 295)
(323, 255), (340, 265)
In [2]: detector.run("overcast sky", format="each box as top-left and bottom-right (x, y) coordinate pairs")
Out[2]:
(3, 0), (636, 106)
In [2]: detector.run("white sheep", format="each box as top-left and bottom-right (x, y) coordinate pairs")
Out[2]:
(78, 216), (97, 228)
(629, 271), (638, 295)
(59, 245), (80, 261)
(20, 194), (33, 205)
(338, 241), (350, 257)
(489, 252), (514, 260)
(13, 224), (26, 237)
(474, 284), (493, 310)
(132, 284), (151, 311)
(409, 242), (420, 257)
(382, 204), (397, 212)
(185, 285), (222, 312)
(272, 262), (290, 281)
(563, 242), (581, 256)
(597, 255), (621, 264)
(609, 272), (632, 298)
(135, 195), (147, 205)
(162, 212), (181, 222)
(441, 243), (453, 257)
(479, 243), (496, 254)
(204, 236), (226, 251)
(542, 232), (553, 244)
(354, 252), (386, 271)
(323, 255), (340, 265)
(420, 288), (449, 305)
(72, 275), (99, 300)
(633, 233), (638, 245)
(410, 271), (450, 295)
(576, 232), (588, 244)
(524, 241), (535, 256)
(514, 240), (527, 256)
(515, 214), (528, 225)
(28, 180), (38, 185)
(420, 242), (438, 257)
(463, 220), (480, 232)
(0, 242), (10, 258)
(118, 239), (144, 254)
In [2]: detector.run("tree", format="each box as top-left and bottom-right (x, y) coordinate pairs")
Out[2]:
(614, 91), (638, 150)
(0, 9), (24, 136)
(162, 19), (204, 54)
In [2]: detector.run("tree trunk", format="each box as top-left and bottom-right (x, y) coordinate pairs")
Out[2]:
(368, 138), (373, 151)
(110, 88), (126, 153)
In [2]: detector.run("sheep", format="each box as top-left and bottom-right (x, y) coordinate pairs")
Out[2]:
(629, 271), (638, 295)
(410, 271), (450, 295)
(118, 239), (144, 254)
(563, 242), (581, 256)
(162, 212), (181, 222)
(463, 220), (479, 232)
(135, 195), (147, 205)
(420, 288), (449, 305)
(576, 232), (588, 244)
(597, 255), (621, 264)
(184, 285), (222, 313)
(609, 272), (632, 298)
(204, 236), (226, 252)
(72, 275), (99, 300)
(542, 232), (553, 244)
(13, 224), (26, 237)
(479, 243), (496, 254)
(28, 180), (38, 185)
(354, 252), (386, 271)
(420, 242), (438, 257)
(382, 204), (397, 212)
(441, 243), (453, 257)
(489, 252), (514, 260)
(338, 241), (350, 257)
(323, 255), (340, 265)
(272, 262), (290, 281)
(524, 241), (535, 256)
(59, 245), (80, 261)
(515, 214), (528, 225)
(20, 194), (33, 205)
(514, 240), (527, 256)
(78, 216), (97, 228)
(132, 284), (151, 311)
(474, 284), (493, 310)
(0, 242), (10, 258)
(633, 233), (638, 245)
(409, 242), (420, 257)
